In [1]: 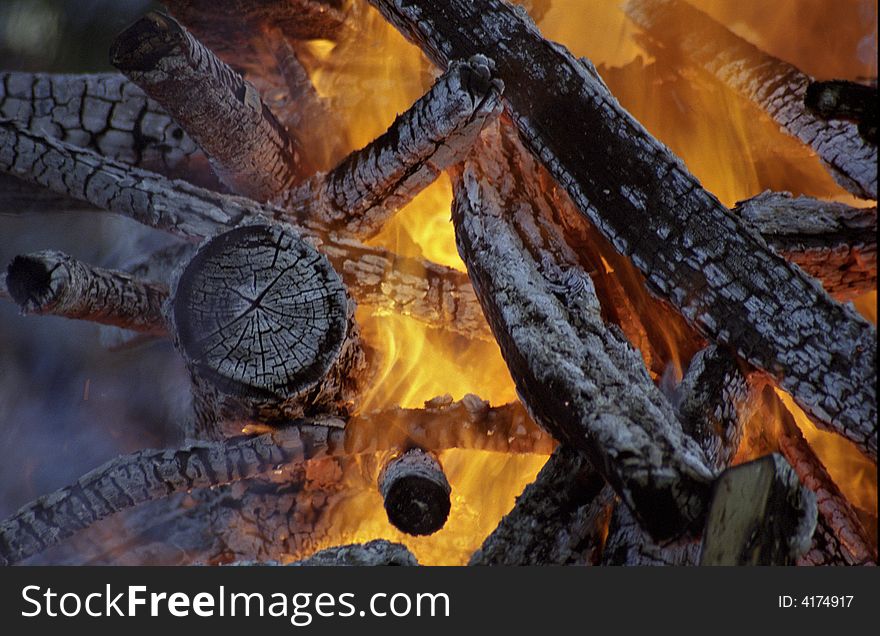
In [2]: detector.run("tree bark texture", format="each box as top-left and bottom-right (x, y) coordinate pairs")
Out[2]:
(368, 0), (877, 462)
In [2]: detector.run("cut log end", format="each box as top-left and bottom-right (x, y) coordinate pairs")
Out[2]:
(378, 449), (451, 536)
(109, 11), (182, 72)
(6, 255), (54, 312)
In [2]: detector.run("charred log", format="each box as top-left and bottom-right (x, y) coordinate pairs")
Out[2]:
(700, 454), (817, 565)
(289, 539), (418, 566)
(378, 449), (451, 536)
(111, 12), (309, 200)
(5, 251), (168, 334)
(805, 80), (877, 144)
(601, 503), (699, 566)
(624, 0), (877, 199)
(369, 0), (877, 461)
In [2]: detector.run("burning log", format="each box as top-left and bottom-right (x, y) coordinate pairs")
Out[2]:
(280, 55), (503, 239)
(0, 120), (489, 341)
(378, 449), (451, 536)
(733, 192), (877, 301)
(452, 122), (714, 541)
(700, 454), (817, 565)
(111, 12), (309, 200)
(5, 251), (168, 335)
(169, 223), (367, 439)
(601, 504), (699, 566)
(470, 446), (613, 566)
(289, 539), (418, 566)
(624, 0), (877, 200)
(805, 80), (877, 144)
(369, 0), (877, 462)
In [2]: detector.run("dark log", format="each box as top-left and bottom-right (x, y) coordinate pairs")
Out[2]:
(0, 71), (214, 186)
(368, 0), (877, 461)
(0, 120), (490, 341)
(700, 454), (817, 565)
(451, 122), (714, 541)
(111, 12), (309, 200)
(5, 251), (168, 334)
(624, 0), (877, 200)
(805, 80), (877, 144)
(280, 55), (503, 239)
(289, 539), (418, 566)
(733, 192), (877, 301)
(169, 223), (367, 439)
(470, 446), (613, 566)
(601, 503), (699, 566)
(378, 448), (451, 536)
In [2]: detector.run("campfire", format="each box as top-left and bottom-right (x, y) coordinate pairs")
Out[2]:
(0, 0), (875, 566)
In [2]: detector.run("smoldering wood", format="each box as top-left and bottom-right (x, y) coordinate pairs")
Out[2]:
(451, 123), (714, 541)
(378, 449), (451, 536)
(0, 120), (490, 341)
(368, 0), (878, 462)
(700, 454), (817, 565)
(601, 503), (700, 566)
(4, 251), (168, 334)
(0, 71), (215, 186)
(623, 0), (877, 200)
(733, 192), (877, 301)
(470, 446), (613, 566)
(111, 12), (308, 200)
(170, 223), (367, 439)
(805, 80), (877, 144)
(289, 539), (418, 566)
(280, 55), (503, 239)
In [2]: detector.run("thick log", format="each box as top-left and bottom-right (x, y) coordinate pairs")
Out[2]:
(0, 120), (489, 341)
(5, 251), (168, 334)
(624, 0), (877, 200)
(452, 123), (714, 540)
(601, 504), (699, 566)
(470, 446), (613, 566)
(169, 223), (367, 439)
(111, 12), (308, 200)
(289, 540), (418, 566)
(733, 192), (877, 301)
(280, 55), (503, 239)
(805, 80), (878, 144)
(368, 0), (877, 461)
(700, 454), (817, 565)
(378, 449), (451, 536)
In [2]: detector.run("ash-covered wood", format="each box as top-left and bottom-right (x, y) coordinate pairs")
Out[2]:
(280, 55), (503, 239)
(111, 12), (308, 200)
(290, 539), (418, 566)
(601, 503), (700, 566)
(733, 192), (877, 301)
(624, 0), (877, 200)
(378, 449), (451, 536)
(5, 251), (168, 334)
(805, 80), (877, 144)
(0, 120), (488, 341)
(369, 0), (877, 462)
(170, 223), (366, 438)
(470, 446), (612, 566)
(700, 454), (817, 565)
(451, 123), (714, 541)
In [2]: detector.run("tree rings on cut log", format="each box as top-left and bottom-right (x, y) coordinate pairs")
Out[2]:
(378, 449), (451, 536)
(170, 223), (362, 436)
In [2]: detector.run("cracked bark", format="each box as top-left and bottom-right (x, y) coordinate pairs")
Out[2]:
(733, 191), (877, 301)
(369, 0), (877, 462)
(624, 0), (877, 200)
(288, 539), (418, 566)
(0, 119), (490, 341)
(279, 55), (503, 239)
(452, 122), (714, 541)
(111, 12), (309, 200)
(5, 251), (168, 334)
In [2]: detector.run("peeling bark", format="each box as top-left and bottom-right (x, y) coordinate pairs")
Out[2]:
(624, 0), (877, 199)
(369, 0), (877, 461)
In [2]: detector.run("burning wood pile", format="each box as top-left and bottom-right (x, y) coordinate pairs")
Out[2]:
(0, 0), (875, 566)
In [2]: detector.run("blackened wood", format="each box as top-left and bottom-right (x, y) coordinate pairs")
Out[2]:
(624, 0), (877, 199)
(733, 192), (876, 301)
(700, 454), (817, 565)
(0, 120), (489, 341)
(601, 503), (700, 566)
(280, 55), (503, 239)
(111, 12), (308, 200)
(470, 446), (613, 566)
(368, 0), (877, 462)
(289, 539), (418, 566)
(452, 123), (714, 540)
(805, 80), (877, 144)
(378, 449), (450, 536)
(169, 223), (366, 438)
(5, 251), (168, 334)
